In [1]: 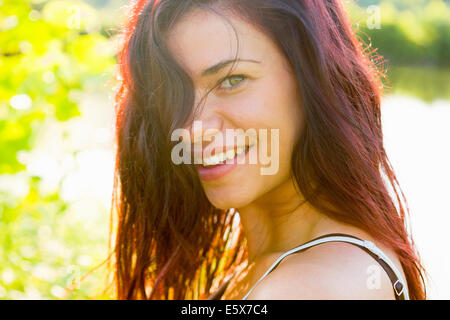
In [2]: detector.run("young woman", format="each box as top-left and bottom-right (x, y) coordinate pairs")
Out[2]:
(111, 0), (426, 300)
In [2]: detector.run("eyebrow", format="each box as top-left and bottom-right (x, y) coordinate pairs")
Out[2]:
(201, 59), (261, 77)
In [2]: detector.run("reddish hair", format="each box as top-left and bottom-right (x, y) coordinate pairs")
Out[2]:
(110, 0), (426, 300)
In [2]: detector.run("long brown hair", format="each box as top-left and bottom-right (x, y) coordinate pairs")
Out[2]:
(110, 0), (426, 300)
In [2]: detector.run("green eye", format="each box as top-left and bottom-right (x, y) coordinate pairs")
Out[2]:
(219, 75), (246, 90)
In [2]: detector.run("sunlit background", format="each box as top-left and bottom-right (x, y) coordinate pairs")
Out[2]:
(0, 0), (449, 299)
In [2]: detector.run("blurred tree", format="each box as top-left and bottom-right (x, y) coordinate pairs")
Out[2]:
(0, 0), (116, 299)
(347, 0), (450, 100)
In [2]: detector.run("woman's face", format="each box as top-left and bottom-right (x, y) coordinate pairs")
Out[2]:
(167, 8), (303, 210)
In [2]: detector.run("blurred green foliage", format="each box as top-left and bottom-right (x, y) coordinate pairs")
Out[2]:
(388, 66), (450, 102)
(353, 0), (450, 65)
(0, 0), (116, 299)
(347, 0), (450, 101)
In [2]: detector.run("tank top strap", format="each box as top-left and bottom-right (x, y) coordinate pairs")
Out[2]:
(241, 232), (409, 300)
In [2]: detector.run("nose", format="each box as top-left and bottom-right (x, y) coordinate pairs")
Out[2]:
(186, 95), (224, 145)
(189, 116), (223, 147)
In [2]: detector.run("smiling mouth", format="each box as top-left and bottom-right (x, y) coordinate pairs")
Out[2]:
(196, 145), (252, 167)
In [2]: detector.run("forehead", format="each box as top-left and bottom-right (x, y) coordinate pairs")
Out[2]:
(165, 8), (274, 78)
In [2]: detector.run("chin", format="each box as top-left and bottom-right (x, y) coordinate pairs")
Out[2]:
(203, 187), (254, 211)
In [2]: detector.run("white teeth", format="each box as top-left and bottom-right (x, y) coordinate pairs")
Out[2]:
(199, 146), (248, 166)
(226, 149), (235, 160)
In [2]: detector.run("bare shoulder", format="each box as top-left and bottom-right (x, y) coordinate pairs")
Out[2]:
(246, 240), (397, 300)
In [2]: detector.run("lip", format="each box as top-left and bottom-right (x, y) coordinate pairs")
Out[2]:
(196, 145), (253, 182)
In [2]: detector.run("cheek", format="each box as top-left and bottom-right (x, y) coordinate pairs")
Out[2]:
(228, 76), (302, 157)
(263, 75), (303, 165)
(255, 77), (302, 181)
(223, 82), (301, 186)
(227, 78), (301, 129)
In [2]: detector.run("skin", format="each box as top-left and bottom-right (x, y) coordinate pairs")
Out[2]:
(166, 8), (407, 300)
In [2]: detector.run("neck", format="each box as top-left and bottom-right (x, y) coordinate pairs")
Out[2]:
(236, 175), (327, 263)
